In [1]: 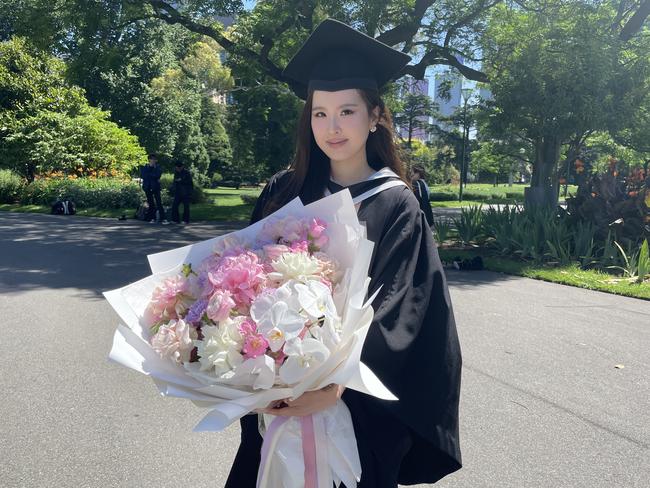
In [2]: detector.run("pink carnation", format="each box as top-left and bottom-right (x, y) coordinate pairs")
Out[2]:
(314, 252), (339, 284)
(206, 289), (236, 323)
(208, 251), (267, 308)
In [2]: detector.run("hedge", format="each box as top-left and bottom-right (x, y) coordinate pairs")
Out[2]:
(19, 177), (142, 208)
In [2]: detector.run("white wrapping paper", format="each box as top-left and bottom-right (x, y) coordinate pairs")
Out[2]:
(104, 189), (396, 487)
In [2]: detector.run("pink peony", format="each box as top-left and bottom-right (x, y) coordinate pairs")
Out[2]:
(206, 289), (236, 323)
(208, 251), (267, 308)
(151, 319), (195, 364)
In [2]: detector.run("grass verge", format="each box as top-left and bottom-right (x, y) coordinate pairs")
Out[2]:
(0, 187), (260, 222)
(438, 247), (650, 300)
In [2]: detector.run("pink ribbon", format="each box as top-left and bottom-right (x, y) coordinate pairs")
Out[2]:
(301, 415), (318, 488)
(256, 414), (320, 488)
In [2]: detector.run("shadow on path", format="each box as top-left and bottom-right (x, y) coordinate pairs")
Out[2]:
(0, 211), (520, 298)
(0, 212), (246, 297)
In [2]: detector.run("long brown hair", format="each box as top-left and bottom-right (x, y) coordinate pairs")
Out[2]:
(264, 88), (408, 216)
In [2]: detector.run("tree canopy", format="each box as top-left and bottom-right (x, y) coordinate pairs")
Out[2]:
(0, 37), (145, 181)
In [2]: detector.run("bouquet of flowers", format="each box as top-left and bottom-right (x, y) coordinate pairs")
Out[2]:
(105, 191), (395, 488)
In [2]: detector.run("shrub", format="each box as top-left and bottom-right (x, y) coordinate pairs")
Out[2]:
(566, 160), (648, 245)
(240, 193), (259, 205)
(505, 191), (522, 199)
(19, 177), (142, 208)
(462, 191), (491, 201)
(209, 172), (223, 188)
(0, 169), (24, 203)
(161, 172), (207, 204)
(429, 191), (457, 201)
(192, 172), (211, 189)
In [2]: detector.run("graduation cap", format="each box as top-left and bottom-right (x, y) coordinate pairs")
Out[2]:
(282, 18), (411, 98)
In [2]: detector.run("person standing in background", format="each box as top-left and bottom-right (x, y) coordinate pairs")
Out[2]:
(140, 154), (168, 224)
(411, 164), (435, 227)
(171, 161), (193, 224)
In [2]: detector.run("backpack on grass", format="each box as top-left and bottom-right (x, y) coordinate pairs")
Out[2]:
(51, 200), (76, 215)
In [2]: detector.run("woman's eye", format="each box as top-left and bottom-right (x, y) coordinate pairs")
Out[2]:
(313, 112), (326, 118)
(341, 109), (354, 116)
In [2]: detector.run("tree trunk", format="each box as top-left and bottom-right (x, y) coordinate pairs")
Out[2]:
(526, 135), (561, 208)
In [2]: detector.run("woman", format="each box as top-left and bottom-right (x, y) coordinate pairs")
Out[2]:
(226, 19), (462, 487)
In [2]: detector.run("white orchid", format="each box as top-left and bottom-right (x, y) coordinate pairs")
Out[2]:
(279, 337), (331, 385)
(229, 354), (276, 390)
(295, 280), (338, 321)
(250, 285), (305, 352)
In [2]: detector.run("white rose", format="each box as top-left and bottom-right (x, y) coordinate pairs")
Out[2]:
(195, 322), (243, 377)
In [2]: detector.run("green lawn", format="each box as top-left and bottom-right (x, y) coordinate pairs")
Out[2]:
(0, 187), (260, 222)
(431, 200), (508, 208)
(438, 248), (650, 300)
(429, 183), (577, 203)
(4, 187), (647, 299)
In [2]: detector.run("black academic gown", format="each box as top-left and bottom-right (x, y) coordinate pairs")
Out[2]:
(226, 170), (462, 487)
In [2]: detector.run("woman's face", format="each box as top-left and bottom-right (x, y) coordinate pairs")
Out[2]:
(311, 89), (379, 165)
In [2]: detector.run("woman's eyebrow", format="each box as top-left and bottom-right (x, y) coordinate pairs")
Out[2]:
(311, 103), (359, 111)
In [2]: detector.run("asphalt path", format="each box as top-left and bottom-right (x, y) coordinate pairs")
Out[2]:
(1, 212), (648, 488)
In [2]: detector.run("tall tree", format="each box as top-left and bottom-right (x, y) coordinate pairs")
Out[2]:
(0, 37), (145, 180)
(392, 77), (438, 148)
(126, 0), (494, 96)
(481, 1), (649, 207)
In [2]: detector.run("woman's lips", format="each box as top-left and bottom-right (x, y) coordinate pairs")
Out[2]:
(326, 139), (348, 148)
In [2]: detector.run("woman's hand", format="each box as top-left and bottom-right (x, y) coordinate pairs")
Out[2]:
(260, 384), (345, 417)
(253, 398), (287, 414)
